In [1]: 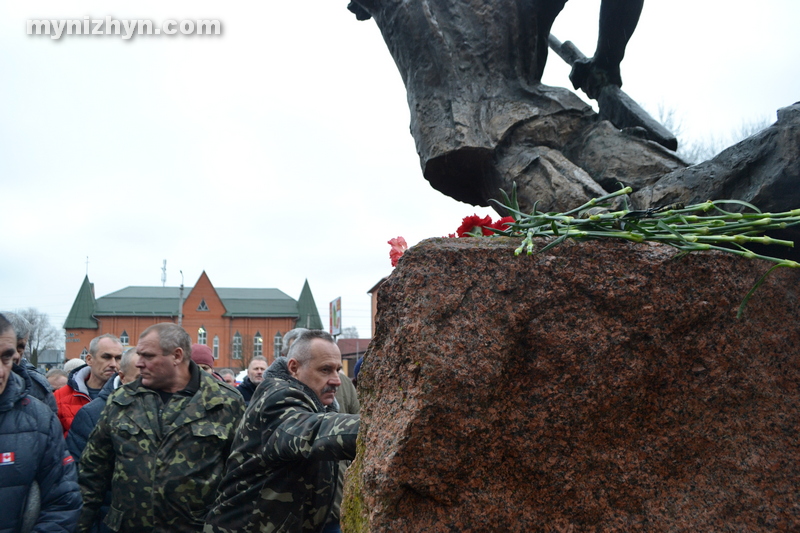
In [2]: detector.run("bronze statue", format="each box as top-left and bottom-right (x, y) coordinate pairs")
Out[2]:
(345, 0), (683, 212)
(566, 0), (644, 98)
(348, 0), (643, 97)
(346, 0), (798, 234)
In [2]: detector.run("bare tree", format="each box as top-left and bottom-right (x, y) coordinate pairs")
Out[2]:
(340, 327), (360, 339)
(231, 332), (254, 372)
(16, 308), (63, 365)
(654, 103), (772, 165)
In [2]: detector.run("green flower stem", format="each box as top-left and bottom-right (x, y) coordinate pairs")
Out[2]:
(678, 244), (800, 267)
(560, 187), (633, 217)
(644, 234), (794, 247)
(495, 187), (800, 317)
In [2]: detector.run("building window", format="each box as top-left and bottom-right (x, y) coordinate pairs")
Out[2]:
(213, 335), (219, 359)
(232, 332), (242, 359)
(120, 331), (129, 345)
(254, 332), (263, 358)
(197, 299), (209, 311)
(198, 327), (207, 345)
(274, 332), (282, 358)
(80, 348), (88, 361)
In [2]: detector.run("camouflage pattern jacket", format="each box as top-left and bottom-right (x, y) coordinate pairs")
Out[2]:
(78, 361), (245, 533)
(204, 358), (360, 533)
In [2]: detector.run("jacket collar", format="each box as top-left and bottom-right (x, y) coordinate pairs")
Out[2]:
(97, 372), (120, 402)
(114, 361), (229, 412)
(67, 364), (93, 396)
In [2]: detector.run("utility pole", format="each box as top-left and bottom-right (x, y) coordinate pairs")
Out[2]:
(178, 270), (185, 327)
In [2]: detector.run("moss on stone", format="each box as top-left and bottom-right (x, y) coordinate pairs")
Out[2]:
(340, 431), (369, 532)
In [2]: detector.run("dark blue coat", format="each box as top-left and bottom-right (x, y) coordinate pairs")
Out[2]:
(20, 358), (57, 415)
(237, 376), (258, 405)
(0, 364), (82, 533)
(66, 375), (118, 533)
(66, 375), (118, 464)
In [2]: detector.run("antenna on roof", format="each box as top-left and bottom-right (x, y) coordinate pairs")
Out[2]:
(161, 260), (167, 287)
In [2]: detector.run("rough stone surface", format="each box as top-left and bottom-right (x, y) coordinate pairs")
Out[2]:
(632, 102), (800, 213)
(342, 237), (800, 532)
(563, 120), (688, 193)
(495, 145), (608, 214)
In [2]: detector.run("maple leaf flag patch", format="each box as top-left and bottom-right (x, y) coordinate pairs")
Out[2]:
(0, 452), (14, 465)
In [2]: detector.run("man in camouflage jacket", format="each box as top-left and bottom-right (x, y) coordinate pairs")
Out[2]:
(204, 330), (360, 533)
(78, 323), (245, 533)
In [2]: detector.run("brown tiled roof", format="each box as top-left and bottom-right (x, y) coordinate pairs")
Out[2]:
(337, 338), (371, 357)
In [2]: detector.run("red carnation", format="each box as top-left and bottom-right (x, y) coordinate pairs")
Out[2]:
(456, 214), (493, 237)
(388, 236), (408, 267)
(487, 216), (515, 232)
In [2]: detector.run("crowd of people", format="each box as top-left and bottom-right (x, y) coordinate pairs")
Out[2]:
(0, 311), (362, 533)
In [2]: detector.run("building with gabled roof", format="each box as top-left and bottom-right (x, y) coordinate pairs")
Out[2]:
(63, 271), (322, 370)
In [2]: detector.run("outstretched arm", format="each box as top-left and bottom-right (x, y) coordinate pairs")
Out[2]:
(569, 0), (644, 98)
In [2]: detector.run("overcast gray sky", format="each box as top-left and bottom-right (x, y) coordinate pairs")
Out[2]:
(2, 0), (798, 340)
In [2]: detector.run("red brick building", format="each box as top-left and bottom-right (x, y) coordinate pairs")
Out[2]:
(63, 271), (323, 370)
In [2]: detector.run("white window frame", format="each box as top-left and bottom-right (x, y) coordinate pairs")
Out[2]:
(232, 332), (242, 359)
(254, 332), (263, 358)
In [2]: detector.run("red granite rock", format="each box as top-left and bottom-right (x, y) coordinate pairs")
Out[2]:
(342, 237), (800, 532)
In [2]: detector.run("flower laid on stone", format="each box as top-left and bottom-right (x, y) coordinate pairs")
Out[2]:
(488, 185), (800, 318)
(451, 214), (515, 237)
(388, 236), (408, 267)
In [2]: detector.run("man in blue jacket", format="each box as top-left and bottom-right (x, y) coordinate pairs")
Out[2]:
(66, 347), (139, 533)
(0, 312), (82, 533)
(67, 347), (140, 464)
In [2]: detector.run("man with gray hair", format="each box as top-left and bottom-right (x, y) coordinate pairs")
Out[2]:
(67, 347), (139, 533)
(273, 327), (360, 532)
(45, 368), (68, 390)
(79, 323), (245, 533)
(218, 368), (236, 386)
(205, 329), (359, 533)
(67, 347), (141, 464)
(279, 327), (309, 357)
(1, 311), (57, 413)
(237, 355), (267, 404)
(54, 332), (123, 436)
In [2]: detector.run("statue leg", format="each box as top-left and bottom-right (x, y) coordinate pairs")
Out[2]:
(570, 0), (644, 97)
(533, 0), (569, 82)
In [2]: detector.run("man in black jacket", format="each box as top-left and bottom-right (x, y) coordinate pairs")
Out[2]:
(0, 313), (82, 533)
(236, 356), (267, 404)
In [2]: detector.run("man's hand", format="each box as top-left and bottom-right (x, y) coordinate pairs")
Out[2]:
(569, 58), (622, 100)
